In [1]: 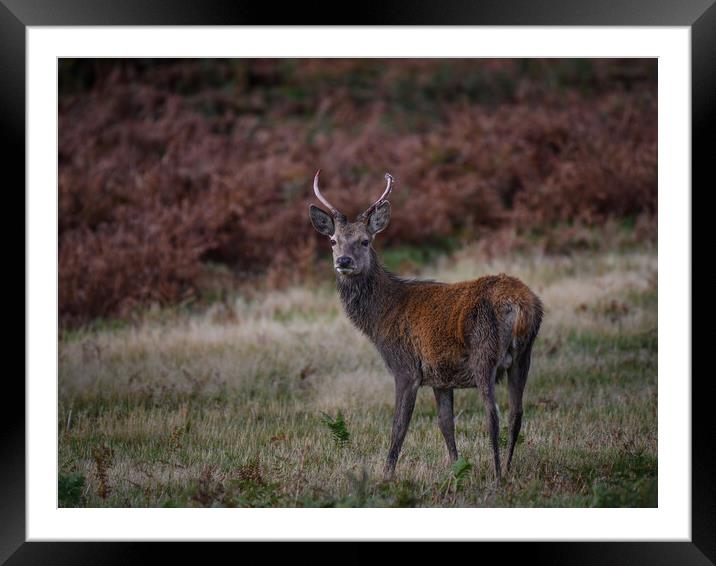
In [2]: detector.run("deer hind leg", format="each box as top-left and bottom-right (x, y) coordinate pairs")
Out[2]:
(475, 363), (501, 484)
(384, 377), (420, 481)
(433, 387), (458, 463)
(506, 342), (533, 473)
(468, 304), (504, 484)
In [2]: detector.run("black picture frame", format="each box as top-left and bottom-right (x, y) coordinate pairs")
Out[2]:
(4, 1), (709, 563)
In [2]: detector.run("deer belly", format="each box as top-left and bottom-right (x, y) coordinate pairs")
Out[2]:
(420, 361), (475, 389)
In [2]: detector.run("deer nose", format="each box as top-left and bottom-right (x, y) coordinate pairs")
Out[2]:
(336, 256), (353, 268)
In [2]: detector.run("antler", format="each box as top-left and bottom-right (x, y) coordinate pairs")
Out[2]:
(358, 173), (394, 221)
(313, 170), (346, 221)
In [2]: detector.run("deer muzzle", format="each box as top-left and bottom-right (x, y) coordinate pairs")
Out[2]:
(335, 256), (356, 274)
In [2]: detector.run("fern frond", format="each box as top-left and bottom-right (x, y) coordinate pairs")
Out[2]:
(320, 411), (350, 447)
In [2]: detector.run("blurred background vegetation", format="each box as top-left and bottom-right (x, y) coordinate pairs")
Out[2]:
(58, 58), (657, 327)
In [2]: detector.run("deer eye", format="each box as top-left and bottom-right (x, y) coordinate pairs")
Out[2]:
(330, 239), (336, 246)
(361, 239), (370, 247)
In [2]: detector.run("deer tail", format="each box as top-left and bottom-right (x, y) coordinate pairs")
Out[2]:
(513, 295), (544, 342)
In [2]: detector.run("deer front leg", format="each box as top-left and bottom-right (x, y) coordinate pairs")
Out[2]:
(383, 377), (420, 481)
(433, 387), (458, 463)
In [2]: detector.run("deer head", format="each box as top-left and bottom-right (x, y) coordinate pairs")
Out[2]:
(309, 170), (393, 276)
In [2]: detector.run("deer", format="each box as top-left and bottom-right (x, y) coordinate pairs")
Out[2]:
(308, 171), (543, 484)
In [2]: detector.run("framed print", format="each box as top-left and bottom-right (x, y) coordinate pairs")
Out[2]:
(5, 0), (710, 563)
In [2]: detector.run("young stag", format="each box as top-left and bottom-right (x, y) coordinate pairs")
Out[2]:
(309, 171), (543, 483)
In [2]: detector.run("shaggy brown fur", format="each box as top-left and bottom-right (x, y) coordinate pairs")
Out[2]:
(391, 274), (541, 373)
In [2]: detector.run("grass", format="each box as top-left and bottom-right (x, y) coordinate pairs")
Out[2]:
(58, 241), (657, 507)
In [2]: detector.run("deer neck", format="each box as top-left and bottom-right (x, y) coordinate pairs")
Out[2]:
(336, 249), (400, 340)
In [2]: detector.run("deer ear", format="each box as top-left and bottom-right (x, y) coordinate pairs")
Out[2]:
(309, 205), (335, 236)
(367, 201), (390, 234)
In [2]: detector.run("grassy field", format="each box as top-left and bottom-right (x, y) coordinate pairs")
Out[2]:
(58, 240), (657, 508)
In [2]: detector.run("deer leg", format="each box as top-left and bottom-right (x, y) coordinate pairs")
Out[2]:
(506, 345), (533, 473)
(384, 378), (420, 481)
(475, 362), (501, 484)
(433, 387), (458, 463)
(467, 304), (505, 484)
